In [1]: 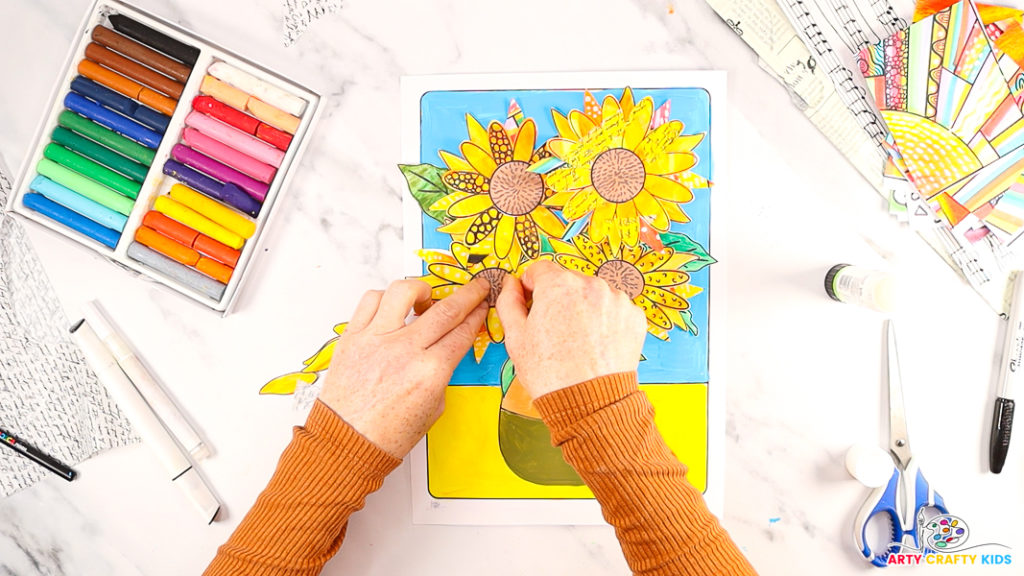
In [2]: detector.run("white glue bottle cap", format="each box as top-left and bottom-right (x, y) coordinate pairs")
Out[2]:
(824, 264), (899, 314)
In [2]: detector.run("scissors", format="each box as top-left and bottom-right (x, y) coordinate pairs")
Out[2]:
(853, 321), (948, 567)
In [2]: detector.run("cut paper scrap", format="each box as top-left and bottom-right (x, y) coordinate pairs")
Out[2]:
(859, 0), (1024, 199)
(935, 191), (972, 225)
(261, 322), (347, 394)
(982, 174), (1024, 242)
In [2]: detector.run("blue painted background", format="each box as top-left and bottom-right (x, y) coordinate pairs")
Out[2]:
(419, 88), (712, 385)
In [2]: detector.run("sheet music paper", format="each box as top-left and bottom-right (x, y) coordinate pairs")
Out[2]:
(706, 0), (889, 192)
(776, 0), (916, 151)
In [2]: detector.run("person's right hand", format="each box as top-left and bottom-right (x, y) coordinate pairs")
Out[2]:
(496, 260), (648, 400)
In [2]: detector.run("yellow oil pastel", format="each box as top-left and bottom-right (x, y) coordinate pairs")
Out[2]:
(426, 383), (708, 499)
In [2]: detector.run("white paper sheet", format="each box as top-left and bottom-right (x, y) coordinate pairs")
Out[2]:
(401, 71), (728, 525)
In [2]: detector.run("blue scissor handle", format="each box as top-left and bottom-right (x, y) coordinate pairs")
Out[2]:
(854, 468), (904, 567)
(910, 467), (949, 550)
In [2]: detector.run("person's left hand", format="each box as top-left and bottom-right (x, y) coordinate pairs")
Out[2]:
(319, 278), (489, 458)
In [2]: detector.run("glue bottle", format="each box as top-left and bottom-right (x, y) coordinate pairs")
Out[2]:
(824, 264), (896, 314)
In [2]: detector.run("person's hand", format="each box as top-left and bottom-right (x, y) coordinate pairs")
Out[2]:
(319, 278), (489, 458)
(496, 260), (647, 400)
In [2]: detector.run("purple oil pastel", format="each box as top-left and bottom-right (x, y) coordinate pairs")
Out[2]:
(170, 144), (269, 202)
(162, 160), (261, 217)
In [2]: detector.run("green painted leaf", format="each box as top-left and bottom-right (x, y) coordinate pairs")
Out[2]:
(659, 231), (716, 272)
(500, 358), (516, 396)
(398, 163), (451, 224)
(679, 310), (699, 336)
(539, 234), (553, 254)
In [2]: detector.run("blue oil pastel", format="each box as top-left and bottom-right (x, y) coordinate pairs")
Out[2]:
(419, 88), (714, 386)
(63, 92), (162, 149)
(29, 175), (128, 232)
(22, 192), (120, 249)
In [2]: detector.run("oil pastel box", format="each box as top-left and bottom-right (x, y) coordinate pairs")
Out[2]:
(7, 0), (322, 314)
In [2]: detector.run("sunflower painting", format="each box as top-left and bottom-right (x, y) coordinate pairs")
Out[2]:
(263, 78), (723, 519)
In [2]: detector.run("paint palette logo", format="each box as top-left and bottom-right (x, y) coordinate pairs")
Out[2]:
(922, 515), (969, 550)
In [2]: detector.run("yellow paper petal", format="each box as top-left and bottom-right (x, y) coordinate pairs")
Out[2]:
(485, 306), (505, 342)
(332, 323), (348, 335)
(460, 142), (498, 178)
(449, 193), (494, 217)
(563, 190), (599, 221)
(466, 113), (490, 150)
(670, 284), (704, 298)
(620, 87), (635, 119)
(438, 217), (474, 236)
(260, 372), (317, 395)
(665, 252), (698, 270)
(623, 98), (654, 150)
(662, 200), (691, 224)
(636, 120), (683, 162)
(515, 216), (541, 259)
(429, 191), (472, 213)
(646, 152), (697, 176)
(544, 190), (574, 208)
(635, 294), (673, 329)
(591, 201), (616, 245)
(621, 244), (643, 265)
(634, 190), (669, 230)
(443, 171), (489, 194)
(669, 132), (705, 153)
(645, 174), (694, 203)
(488, 122), (514, 164)
(513, 118), (537, 162)
(451, 242), (472, 268)
(601, 95), (621, 127)
(418, 249), (456, 265)
(571, 234), (608, 266)
(569, 109), (597, 139)
(431, 284), (458, 300)
(555, 254), (598, 275)
(635, 247), (673, 272)
(617, 201), (639, 247)
(642, 285), (690, 310)
(531, 205), (567, 237)
(494, 214), (516, 258)
(472, 330), (490, 362)
(551, 110), (575, 139)
(439, 149), (474, 172)
(643, 269), (689, 286)
(547, 139), (577, 161)
(303, 338), (338, 372)
(428, 263), (473, 285)
(466, 207), (501, 245)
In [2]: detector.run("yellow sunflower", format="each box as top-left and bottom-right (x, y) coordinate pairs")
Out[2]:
(431, 114), (566, 264)
(550, 234), (702, 340)
(544, 88), (705, 253)
(419, 240), (540, 361)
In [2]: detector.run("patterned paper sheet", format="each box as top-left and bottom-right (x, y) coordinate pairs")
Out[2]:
(0, 156), (135, 497)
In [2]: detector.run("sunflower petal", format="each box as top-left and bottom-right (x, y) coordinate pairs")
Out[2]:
(260, 372), (317, 395)
(303, 338), (338, 371)
(617, 202), (640, 247)
(646, 152), (696, 176)
(634, 190), (669, 231)
(438, 217), (474, 236)
(555, 254), (598, 275)
(429, 191), (472, 213)
(571, 234), (608, 266)
(551, 110), (575, 139)
(460, 142), (498, 178)
(670, 284), (704, 298)
(601, 95), (621, 126)
(439, 149), (475, 172)
(563, 190), (599, 221)
(451, 242), (472, 268)
(466, 207), (501, 245)
(636, 120), (683, 162)
(583, 91), (602, 123)
(591, 201), (616, 245)
(431, 284), (458, 300)
(515, 216), (541, 259)
(494, 214), (515, 258)
(635, 294), (673, 330)
(643, 269), (689, 286)
(665, 252), (698, 270)
(669, 132), (705, 153)
(472, 330), (490, 362)
(449, 193), (494, 217)
(645, 174), (694, 203)
(333, 323), (348, 335)
(547, 139), (576, 161)
(620, 244), (644, 265)
(513, 119), (537, 162)
(662, 200), (691, 224)
(549, 237), (576, 255)
(544, 190), (574, 208)
(443, 171), (489, 194)
(466, 113), (490, 149)
(531, 206), (567, 237)
(488, 122), (514, 164)
(620, 87), (635, 120)
(486, 307), (505, 342)
(624, 98), (654, 149)
(643, 285), (690, 309)
(635, 247), (673, 272)
(428, 263), (474, 284)
(569, 109), (598, 139)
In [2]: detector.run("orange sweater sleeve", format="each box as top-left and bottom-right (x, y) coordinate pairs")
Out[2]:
(533, 372), (758, 576)
(203, 400), (401, 576)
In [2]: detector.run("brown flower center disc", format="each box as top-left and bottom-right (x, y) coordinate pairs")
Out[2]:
(591, 148), (645, 203)
(596, 260), (644, 299)
(474, 268), (509, 306)
(489, 161), (545, 216)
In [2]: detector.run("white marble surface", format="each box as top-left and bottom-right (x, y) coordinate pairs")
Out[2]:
(1, 0), (1021, 574)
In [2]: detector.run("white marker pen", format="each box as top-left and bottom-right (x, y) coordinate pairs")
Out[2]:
(81, 300), (209, 460)
(70, 319), (220, 524)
